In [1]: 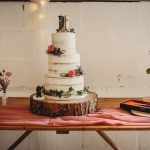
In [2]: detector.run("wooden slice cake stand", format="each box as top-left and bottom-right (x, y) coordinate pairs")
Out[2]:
(30, 92), (98, 117)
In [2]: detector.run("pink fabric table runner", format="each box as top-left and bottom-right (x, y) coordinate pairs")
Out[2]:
(0, 105), (150, 127)
(0, 105), (49, 126)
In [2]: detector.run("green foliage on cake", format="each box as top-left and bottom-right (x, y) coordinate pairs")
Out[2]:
(60, 66), (85, 77)
(77, 87), (89, 96)
(44, 86), (88, 98)
(46, 45), (65, 57)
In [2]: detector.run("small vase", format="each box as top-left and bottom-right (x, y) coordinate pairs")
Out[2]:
(2, 92), (8, 106)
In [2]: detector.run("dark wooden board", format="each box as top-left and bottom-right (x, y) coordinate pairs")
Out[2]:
(30, 91), (98, 117)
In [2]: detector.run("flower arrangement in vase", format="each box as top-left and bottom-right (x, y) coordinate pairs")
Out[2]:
(0, 70), (12, 106)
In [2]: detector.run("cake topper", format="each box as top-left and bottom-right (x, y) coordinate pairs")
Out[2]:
(36, 86), (44, 98)
(65, 15), (69, 30)
(33, 86), (45, 100)
(56, 15), (75, 33)
(57, 16), (64, 32)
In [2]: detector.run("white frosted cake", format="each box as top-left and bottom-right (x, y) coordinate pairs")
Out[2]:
(44, 17), (87, 100)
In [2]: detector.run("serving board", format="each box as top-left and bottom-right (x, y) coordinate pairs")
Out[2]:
(30, 91), (98, 117)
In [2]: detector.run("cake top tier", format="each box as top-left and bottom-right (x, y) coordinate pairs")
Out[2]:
(56, 15), (75, 33)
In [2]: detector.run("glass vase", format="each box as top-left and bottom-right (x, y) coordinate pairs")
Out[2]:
(2, 92), (8, 106)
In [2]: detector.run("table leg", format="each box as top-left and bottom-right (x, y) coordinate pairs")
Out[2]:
(96, 130), (120, 150)
(7, 130), (32, 150)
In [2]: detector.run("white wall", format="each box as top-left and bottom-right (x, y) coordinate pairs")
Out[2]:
(0, 1), (150, 97)
(0, 1), (150, 150)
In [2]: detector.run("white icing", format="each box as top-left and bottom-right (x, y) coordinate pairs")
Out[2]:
(45, 74), (84, 85)
(48, 62), (80, 71)
(52, 32), (76, 54)
(45, 83), (84, 92)
(33, 95), (45, 101)
(48, 53), (80, 63)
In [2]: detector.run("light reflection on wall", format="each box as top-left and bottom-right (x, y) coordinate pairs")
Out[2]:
(28, 0), (48, 29)
(28, 2), (38, 12)
(30, 0), (49, 84)
(29, 0), (48, 13)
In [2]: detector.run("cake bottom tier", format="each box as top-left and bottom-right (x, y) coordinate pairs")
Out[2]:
(30, 92), (98, 117)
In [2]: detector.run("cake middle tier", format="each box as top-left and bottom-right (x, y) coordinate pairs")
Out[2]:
(45, 74), (84, 85)
(48, 63), (80, 77)
(48, 53), (80, 64)
(45, 75), (84, 92)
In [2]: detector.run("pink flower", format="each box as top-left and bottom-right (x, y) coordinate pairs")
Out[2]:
(5, 72), (12, 77)
(48, 45), (55, 52)
(68, 70), (76, 77)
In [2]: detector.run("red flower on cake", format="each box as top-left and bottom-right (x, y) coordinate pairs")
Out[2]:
(68, 70), (76, 77)
(5, 72), (12, 77)
(48, 45), (55, 52)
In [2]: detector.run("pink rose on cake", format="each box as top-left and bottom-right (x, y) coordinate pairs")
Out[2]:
(68, 70), (76, 77)
(46, 45), (65, 57)
(48, 45), (55, 52)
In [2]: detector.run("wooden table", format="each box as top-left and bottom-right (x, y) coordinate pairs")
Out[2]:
(0, 97), (149, 150)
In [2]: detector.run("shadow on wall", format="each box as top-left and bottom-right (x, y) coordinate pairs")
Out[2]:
(117, 74), (134, 87)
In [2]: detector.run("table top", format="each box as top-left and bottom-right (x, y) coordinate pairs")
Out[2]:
(0, 97), (150, 131)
